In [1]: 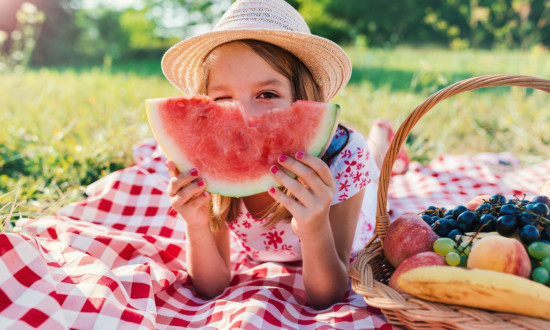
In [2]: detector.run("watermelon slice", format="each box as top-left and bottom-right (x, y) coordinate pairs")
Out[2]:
(146, 96), (340, 197)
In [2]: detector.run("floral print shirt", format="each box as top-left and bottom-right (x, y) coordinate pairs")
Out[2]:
(227, 127), (379, 262)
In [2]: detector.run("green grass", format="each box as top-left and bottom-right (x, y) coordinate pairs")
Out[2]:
(1, 46), (550, 228)
(337, 46), (550, 163)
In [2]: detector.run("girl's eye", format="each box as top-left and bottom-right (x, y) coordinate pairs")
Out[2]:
(214, 96), (232, 102)
(257, 91), (278, 99)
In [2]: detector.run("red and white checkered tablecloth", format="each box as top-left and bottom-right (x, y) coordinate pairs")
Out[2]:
(2, 138), (549, 329)
(388, 152), (550, 220)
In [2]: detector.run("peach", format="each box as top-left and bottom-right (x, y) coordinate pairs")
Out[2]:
(383, 213), (440, 268)
(388, 251), (446, 293)
(540, 180), (550, 197)
(466, 194), (492, 212)
(467, 235), (531, 278)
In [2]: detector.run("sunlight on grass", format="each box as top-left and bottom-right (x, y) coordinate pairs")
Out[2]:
(1, 47), (549, 226)
(337, 46), (550, 164)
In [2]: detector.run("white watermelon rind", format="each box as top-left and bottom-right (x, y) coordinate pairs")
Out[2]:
(146, 99), (340, 197)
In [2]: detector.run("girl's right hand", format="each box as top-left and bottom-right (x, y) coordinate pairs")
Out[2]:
(165, 160), (210, 228)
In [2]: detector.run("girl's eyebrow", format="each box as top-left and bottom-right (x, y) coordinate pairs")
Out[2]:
(254, 78), (285, 88)
(209, 79), (285, 93)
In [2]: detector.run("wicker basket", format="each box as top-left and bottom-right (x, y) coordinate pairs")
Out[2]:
(349, 75), (550, 330)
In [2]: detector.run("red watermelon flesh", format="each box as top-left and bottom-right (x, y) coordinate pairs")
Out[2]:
(146, 96), (339, 197)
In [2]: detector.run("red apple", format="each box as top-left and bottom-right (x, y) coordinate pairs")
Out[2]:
(383, 213), (440, 268)
(388, 251), (446, 293)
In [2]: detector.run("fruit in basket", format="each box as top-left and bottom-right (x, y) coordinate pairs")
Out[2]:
(542, 256), (550, 271)
(467, 235), (531, 278)
(478, 213), (496, 232)
(489, 194), (507, 205)
(532, 267), (550, 285)
(433, 237), (471, 266)
(519, 224), (540, 245)
(531, 202), (550, 217)
(466, 194), (491, 211)
(387, 251), (446, 293)
(495, 214), (518, 236)
(433, 237), (457, 257)
(457, 211), (477, 232)
(444, 251), (461, 266)
(424, 192), (550, 246)
(532, 194), (550, 208)
(397, 265), (550, 320)
(383, 213), (440, 268)
(528, 241), (550, 260)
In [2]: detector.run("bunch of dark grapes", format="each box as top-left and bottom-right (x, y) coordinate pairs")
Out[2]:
(420, 194), (550, 246)
(422, 194), (550, 284)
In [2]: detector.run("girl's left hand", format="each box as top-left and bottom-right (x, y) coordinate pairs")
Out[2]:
(268, 152), (336, 239)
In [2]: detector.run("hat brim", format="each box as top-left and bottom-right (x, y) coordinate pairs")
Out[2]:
(161, 29), (352, 101)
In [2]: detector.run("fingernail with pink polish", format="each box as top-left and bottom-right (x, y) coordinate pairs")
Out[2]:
(270, 165), (279, 174)
(197, 179), (205, 186)
(269, 187), (276, 194)
(296, 152), (304, 159)
(190, 168), (199, 176)
(278, 155), (287, 163)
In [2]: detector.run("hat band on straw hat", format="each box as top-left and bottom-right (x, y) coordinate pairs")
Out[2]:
(161, 0), (351, 101)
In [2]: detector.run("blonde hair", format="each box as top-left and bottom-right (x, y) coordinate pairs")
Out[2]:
(201, 39), (324, 231)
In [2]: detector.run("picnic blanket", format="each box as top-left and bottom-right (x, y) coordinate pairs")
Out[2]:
(1, 138), (549, 329)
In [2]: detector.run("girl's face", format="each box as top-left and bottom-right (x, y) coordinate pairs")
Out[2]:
(206, 42), (293, 117)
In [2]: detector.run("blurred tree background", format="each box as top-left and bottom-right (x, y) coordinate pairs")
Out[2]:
(1, 0), (549, 69)
(0, 0), (232, 67)
(2, 0), (550, 227)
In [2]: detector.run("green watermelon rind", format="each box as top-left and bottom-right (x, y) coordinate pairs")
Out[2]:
(146, 99), (340, 197)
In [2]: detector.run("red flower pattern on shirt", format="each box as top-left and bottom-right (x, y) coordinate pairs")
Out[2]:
(344, 160), (357, 172)
(261, 230), (284, 249)
(338, 192), (349, 202)
(339, 180), (350, 192)
(227, 127), (376, 262)
(353, 171), (362, 183)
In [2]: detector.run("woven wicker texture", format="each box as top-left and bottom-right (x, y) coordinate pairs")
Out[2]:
(350, 75), (550, 330)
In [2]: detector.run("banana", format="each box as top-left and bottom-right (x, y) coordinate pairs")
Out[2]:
(397, 266), (550, 320)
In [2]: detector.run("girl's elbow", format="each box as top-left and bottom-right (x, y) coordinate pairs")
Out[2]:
(308, 294), (344, 310)
(307, 287), (347, 310)
(310, 300), (333, 311)
(196, 281), (229, 299)
(192, 273), (231, 299)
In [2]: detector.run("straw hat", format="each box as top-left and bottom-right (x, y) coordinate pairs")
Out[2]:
(161, 0), (352, 101)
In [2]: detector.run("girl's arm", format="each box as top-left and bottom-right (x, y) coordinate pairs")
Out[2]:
(185, 221), (231, 298)
(268, 153), (365, 309)
(301, 189), (364, 309)
(165, 160), (231, 298)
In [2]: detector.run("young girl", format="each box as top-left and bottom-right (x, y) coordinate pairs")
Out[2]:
(160, 0), (392, 310)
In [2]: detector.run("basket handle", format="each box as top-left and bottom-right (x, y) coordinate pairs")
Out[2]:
(373, 74), (550, 246)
